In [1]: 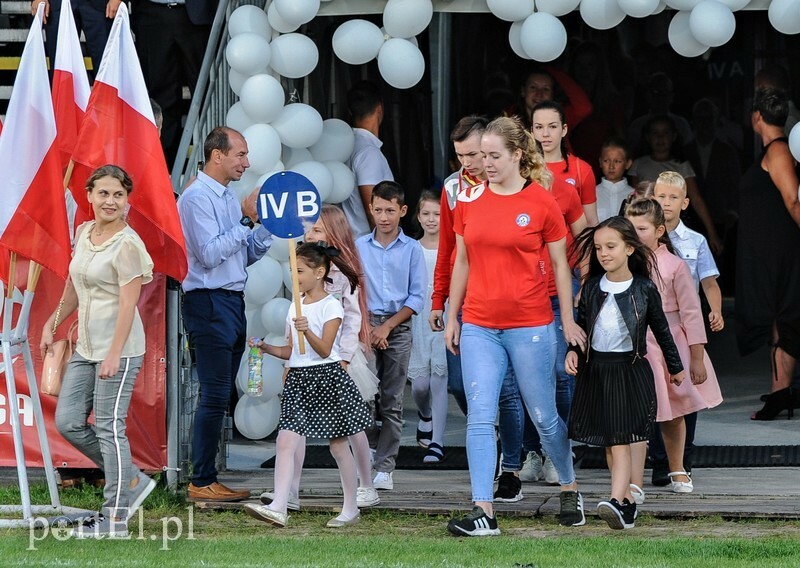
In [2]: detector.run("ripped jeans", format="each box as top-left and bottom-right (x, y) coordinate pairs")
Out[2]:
(460, 322), (575, 503)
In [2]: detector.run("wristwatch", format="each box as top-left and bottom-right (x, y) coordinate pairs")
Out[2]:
(240, 215), (254, 229)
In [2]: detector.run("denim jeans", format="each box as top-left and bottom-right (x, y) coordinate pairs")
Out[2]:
(497, 367), (524, 471)
(523, 292), (577, 455)
(56, 353), (144, 519)
(183, 290), (246, 487)
(446, 312), (467, 415)
(460, 322), (575, 502)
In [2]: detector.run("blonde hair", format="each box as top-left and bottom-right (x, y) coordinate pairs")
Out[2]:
(655, 171), (687, 197)
(485, 116), (553, 189)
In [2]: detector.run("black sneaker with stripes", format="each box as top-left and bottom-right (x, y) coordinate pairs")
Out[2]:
(447, 506), (500, 537)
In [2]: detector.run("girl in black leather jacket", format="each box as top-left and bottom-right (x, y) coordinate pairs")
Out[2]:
(565, 216), (684, 530)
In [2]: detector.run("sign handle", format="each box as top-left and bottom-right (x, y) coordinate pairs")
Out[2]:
(288, 238), (306, 355)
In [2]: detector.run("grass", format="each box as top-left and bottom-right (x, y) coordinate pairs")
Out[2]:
(1, 483), (799, 567)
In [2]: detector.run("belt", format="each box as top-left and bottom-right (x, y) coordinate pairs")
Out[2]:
(369, 313), (395, 323)
(184, 288), (244, 298)
(150, 1), (185, 8)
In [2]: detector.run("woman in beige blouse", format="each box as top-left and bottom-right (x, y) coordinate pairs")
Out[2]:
(40, 165), (155, 539)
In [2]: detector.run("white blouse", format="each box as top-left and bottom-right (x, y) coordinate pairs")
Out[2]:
(70, 222), (154, 361)
(591, 275), (633, 353)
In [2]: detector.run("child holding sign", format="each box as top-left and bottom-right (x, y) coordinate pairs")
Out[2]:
(244, 243), (372, 528)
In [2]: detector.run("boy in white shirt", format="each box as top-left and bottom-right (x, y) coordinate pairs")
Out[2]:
(596, 138), (634, 222)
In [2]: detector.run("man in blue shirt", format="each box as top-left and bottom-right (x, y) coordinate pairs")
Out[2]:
(356, 181), (426, 491)
(178, 126), (272, 501)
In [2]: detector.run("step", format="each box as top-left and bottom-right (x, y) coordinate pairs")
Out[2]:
(1, 1), (29, 14)
(0, 29), (27, 43)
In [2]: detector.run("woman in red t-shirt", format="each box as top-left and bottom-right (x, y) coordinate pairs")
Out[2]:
(532, 100), (599, 227)
(444, 116), (587, 537)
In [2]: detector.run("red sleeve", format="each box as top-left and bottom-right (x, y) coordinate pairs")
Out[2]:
(564, 185), (584, 226)
(575, 157), (597, 205)
(547, 67), (593, 130)
(432, 188), (456, 311)
(541, 191), (568, 244)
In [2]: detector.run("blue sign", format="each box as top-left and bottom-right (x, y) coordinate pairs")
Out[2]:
(257, 171), (321, 239)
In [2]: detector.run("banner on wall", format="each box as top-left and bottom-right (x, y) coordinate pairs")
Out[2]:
(0, 259), (168, 471)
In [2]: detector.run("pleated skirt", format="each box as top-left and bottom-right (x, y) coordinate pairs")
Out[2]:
(569, 350), (657, 447)
(279, 362), (373, 439)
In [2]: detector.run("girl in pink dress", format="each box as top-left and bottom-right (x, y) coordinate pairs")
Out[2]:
(626, 198), (722, 495)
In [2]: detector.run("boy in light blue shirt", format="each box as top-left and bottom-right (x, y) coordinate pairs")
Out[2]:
(355, 181), (427, 492)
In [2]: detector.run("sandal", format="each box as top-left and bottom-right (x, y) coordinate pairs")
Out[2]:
(668, 471), (693, 493)
(629, 483), (645, 505)
(416, 412), (432, 448)
(422, 442), (445, 463)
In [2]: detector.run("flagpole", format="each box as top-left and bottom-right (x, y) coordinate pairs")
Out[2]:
(63, 159), (74, 190)
(27, 261), (42, 293)
(6, 252), (15, 299)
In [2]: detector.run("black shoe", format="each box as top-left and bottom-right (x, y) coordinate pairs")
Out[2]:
(416, 412), (432, 448)
(751, 388), (795, 420)
(447, 506), (500, 537)
(493, 472), (522, 502)
(558, 490), (586, 527)
(597, 498), (636, 530)
(651, 461), (670, 487)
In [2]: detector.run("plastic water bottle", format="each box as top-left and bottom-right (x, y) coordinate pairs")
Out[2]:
(247, 343), (263, 397)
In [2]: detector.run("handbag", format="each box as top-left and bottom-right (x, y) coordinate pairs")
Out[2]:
(41, 321), (78, 397)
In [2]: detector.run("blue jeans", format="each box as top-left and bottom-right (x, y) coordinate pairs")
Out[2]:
(183, 290), (246, 487)
(460, 322), (575, 502)
(446, 312), (468, 415)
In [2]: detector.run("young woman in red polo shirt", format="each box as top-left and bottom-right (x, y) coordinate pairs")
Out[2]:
(444, 116), (587, 537)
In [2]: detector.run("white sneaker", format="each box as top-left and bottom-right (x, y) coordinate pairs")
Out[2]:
(373, 471), (393, 490)
(519, 451), (543, 482)
(542, 456), (559, 485)
(356, 486), (381, 507)
(260, 490), (300, 512)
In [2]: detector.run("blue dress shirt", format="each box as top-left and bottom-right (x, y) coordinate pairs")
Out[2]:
(355, 228), (427, 316)
(178, 171), (272, 291)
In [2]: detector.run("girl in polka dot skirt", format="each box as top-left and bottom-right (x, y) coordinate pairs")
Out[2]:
(244, 242), (372, 529)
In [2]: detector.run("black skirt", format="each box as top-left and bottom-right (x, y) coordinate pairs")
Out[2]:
(569, 350), (656, 447)
(279, 361), (373, 439)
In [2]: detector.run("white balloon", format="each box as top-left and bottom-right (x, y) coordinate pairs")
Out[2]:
(689, 1), (735, 47)
(266, 332), (289, 347)
(332, 19), (385, 65)
(261, 297), (292, 336)
(226, 101), (254, 133)
(309, 119), (355, 163)
(267, 2), (299, 34)
(653, 1), (668, 13)
(234, 395), (280, 440)
(381, 27), (418, 47)
(229, 69), (249, 96)
(618, 0), (661, 18)
(324, 161), (356, 204)
(487, 0), (534, 22)
(274, 0), (319, 26)
(378, 38), (425, 89)
(246, 307), (269, 338)
(668, 11), (708, 58)
(535, 0), (581, 16)
(665, 0), (701, 8)
(789, 123), (800, 162)
(717, 0), (749, 8)
(271, 103), (324, 148)
(580, 0), (625, 30)
(269, 237), (292, 261)
(269, 33), (319, 79)
(283, 146), (313, 169)
(291, 160), (332, 202)
(228, 169), (260, 202)
(260, 354), (286, 399)
(508, 21), (531, 60)
(226, 33), (271, 75)
(520, 13), (567, 63)
(229, 5), (272, 39)
(242, 124), (282, 174)
(257, 170), (282, 189)
(280, 261), (293, 291)
(768, 0), (800, 35)
(239, 74), (284, 124)
(383, 0), (433, 39)
(245, 256), (284, 305)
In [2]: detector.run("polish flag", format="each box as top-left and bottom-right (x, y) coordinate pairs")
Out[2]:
(69, 3), (187, 281)
(51, 0), (90, 170)
(0, 6), (70, 280)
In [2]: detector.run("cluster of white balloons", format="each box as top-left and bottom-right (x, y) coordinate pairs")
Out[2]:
(332, 0), (431, 89)
(225, 2), (358, 440)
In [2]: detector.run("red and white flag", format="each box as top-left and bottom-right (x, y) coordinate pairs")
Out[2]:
(51, 0), (90, 170)
(69, 3), (187, 281)
(0, 6), (70, 280)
